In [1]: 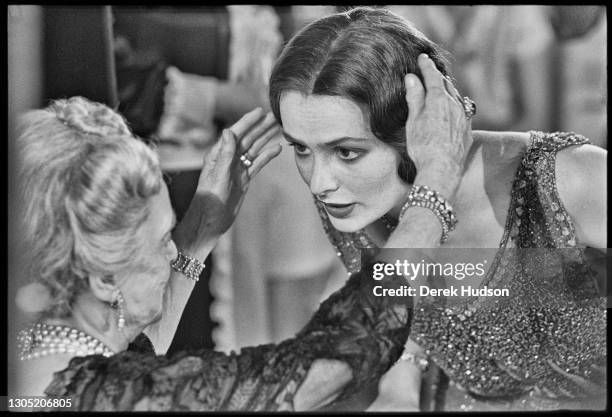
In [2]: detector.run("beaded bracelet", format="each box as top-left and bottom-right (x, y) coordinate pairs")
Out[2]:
(171, 251), (205, 281)
(399, 184), (458, 244)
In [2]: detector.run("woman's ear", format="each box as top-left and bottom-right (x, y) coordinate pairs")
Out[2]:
(88, 274), (118, 304)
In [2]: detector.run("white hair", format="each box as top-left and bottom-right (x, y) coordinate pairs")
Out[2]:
(16, 97), (163, 317)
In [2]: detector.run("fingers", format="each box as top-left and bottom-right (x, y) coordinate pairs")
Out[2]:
(221, 128), (237, 155)
(228, 107), (266, 139)
(196, 128), (236, 192)
(247, 143), (282, 179)
(247, 124), (281, 157)
(415, 54), (466, 119)
(418, 53), (445, 95)
(404, 73), (425, 118)
(215, 129), (238, 182)
(442, 76), (464, 106)
(238, 112), (278, 154)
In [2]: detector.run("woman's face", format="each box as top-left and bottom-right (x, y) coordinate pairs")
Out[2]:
(117, 183), (178, 327)
(280, 91), (410, 232)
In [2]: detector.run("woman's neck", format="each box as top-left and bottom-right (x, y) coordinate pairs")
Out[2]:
(374, 134), (485, 245)
(45, 292), (143, 354)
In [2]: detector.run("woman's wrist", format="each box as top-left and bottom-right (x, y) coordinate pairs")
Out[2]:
(398, 185), (458, 244)
(414, 163), (461, 200)
(172, 211), (219, 262)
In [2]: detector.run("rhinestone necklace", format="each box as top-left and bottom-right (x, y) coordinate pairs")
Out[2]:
(17, 322), (114, 361)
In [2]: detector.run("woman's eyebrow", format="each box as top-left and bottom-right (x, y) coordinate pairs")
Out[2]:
(281, 131), (304, 144)
(282, 131), (370, 146)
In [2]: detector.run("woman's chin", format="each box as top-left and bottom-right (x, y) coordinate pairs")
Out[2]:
(141, 309), (163, 327)
(328, 216), (370, 233)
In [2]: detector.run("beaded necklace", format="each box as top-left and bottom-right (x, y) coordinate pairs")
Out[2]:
(17, 322), (114, 361)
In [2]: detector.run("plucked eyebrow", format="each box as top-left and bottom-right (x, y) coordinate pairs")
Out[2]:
(282, 131), (371, 147)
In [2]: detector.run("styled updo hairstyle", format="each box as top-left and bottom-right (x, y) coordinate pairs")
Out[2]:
(269, 6), (451, 183)
(17, 97), (163, 317)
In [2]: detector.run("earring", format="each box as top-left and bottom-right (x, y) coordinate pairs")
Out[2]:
(112, 290), (126, 328)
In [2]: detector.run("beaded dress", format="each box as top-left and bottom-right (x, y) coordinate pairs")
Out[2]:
(37, 264), (411, 410)
(315, 132), (607, 411)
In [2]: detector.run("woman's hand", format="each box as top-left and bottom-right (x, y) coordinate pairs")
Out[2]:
(173, 107), (281, 257)
(366, 339), (424, 412)
(366, 360), (421, 411)
(404, 53), (473, 199)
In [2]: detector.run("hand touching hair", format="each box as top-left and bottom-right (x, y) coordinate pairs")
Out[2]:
(269, 6), (451, 184)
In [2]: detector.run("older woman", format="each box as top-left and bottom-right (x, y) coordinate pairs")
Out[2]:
(268, 7), (606, 411)
(12, 96), (419, 411)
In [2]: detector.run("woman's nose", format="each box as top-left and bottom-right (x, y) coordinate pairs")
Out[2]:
(308, 159), (338, 197)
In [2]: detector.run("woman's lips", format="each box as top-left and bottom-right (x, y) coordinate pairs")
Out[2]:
(322, 202), (355, 219)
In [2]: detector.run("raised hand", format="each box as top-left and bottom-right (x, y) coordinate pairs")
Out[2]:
(404, 54), (473, 199)
(174, 107), (282, 256)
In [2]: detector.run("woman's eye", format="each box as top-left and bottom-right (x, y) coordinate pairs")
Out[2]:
(288, 143), (310, 156)
(337, 148), (361, 161)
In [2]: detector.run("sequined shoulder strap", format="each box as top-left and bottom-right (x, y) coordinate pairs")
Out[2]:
(510, 131), (590, 248)
(313, 199), (377, 274)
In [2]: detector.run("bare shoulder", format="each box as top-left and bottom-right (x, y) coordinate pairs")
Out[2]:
(472, 130), (532, 164)
(555, 143), (607, 248)
(556, 143), (606, 185)
(555, 143), (607, 206)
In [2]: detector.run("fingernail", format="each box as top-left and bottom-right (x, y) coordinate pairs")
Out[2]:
(419, 53), (429, 60)
(405, 74), (415, 88)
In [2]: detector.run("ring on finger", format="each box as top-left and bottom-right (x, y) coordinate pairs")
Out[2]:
(462, 96), (477, 119)
(240, 153), (253, 168)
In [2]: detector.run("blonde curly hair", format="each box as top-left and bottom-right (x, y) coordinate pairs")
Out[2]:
(16, 97), (163, 317)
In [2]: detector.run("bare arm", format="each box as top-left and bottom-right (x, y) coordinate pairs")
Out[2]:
(368, 54), (473, 411)
(293, 360), (353, 410)
(145, 108), (282, 353)
(555, 143), (607, 249)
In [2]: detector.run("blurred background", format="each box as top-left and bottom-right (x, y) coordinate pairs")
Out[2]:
(7, 5), (607, 385)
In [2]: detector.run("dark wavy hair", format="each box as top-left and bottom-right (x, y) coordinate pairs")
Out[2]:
(269, 6), (451, 183)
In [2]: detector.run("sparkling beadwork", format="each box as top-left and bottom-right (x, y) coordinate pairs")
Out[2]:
(405, 132), (605, 411)
(314, 132), (604, 412)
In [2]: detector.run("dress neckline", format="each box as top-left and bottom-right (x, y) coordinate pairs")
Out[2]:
(359, 131), (538, 251)
(352, 131), (540, 294)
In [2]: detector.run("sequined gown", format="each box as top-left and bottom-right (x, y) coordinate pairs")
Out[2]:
(315, 132), (607, 411)
(41, 264), (411, 410)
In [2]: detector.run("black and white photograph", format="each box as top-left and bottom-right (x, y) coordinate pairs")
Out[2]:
(6, 5), (607, 412)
